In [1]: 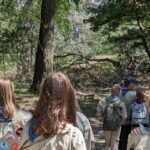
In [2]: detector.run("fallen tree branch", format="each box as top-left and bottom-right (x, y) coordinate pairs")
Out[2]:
(59, 59), (89, 70)
(55, 52), (120, 70)
(59, 58), (119, 70)
(55, 52), (84, 58)
(89, 58), (120, 66)
(59, 59), (119, 71)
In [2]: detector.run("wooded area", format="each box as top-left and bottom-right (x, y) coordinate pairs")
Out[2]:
(0, 0), (149, 91)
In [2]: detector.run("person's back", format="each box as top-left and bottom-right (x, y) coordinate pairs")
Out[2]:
(0, 77), (32, 150)
(0, 109), (32, 150)
(0, 108), (32, 137)
(127, 89), (150, 150)
(119, 76), (137, 150)
(121, 89), (136, 124)
(20, 122), (85, 150)
(76, 112), (95, 150)
(130, 88), (149, 129)
(20, 73), (86, 150)
(97, 84), (127, 150)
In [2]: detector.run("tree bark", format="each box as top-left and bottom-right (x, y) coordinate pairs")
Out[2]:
(31, 0), (56, 92)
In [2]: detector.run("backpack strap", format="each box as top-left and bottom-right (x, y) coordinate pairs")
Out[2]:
(103, 97), (109, 117)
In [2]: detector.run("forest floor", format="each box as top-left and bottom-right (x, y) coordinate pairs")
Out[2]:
(79, 98), (105, 149)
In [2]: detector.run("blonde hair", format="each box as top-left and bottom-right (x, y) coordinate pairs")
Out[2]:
(111, 84), (121, 96)
(0, 77), (17, 117)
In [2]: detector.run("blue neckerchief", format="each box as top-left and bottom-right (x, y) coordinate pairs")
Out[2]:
(0, 106), (12, 122)
(108, 95), (120, 103)
(121, 87), (131, 96)
(29, 118), (38, 142)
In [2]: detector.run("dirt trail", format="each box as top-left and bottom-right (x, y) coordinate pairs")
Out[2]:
(79, 98), (105, 150)
(89, 117), (105, 149)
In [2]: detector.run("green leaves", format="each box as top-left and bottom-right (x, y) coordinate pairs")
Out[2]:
(88, 0), (150, 59)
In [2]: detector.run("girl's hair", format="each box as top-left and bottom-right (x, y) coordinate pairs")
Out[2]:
(0, 77), (17, 117)
(34, 72), (76, 137)
(136, 88), (145, 100)
(111, 84), (121, 96)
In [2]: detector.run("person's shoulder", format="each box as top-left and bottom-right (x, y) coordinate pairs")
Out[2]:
(16, 109), (32, 118)
(101, 96), (109, 105)
(14, 109), (32, 124)
(76, 111), (91, 132)
(65, 124), (84, 138)
(66, 124), (86, 148)
(44, 124), (86, 150)
(126, 91), (136, 96)
(106, 95), (111, 100)
(65, 123), (82, 133)
(77, 112), (88, 121)
(125, 91), (136, 100)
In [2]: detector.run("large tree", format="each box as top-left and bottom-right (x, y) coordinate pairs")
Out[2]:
(31, 0), (80, 91)
(31, 0), (56, 91)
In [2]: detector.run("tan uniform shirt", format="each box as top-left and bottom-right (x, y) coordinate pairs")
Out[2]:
(0, 109), (32, 149)
(121, 91), (136, 124)
(0, 109), (32, 138)
(76, 112), (95, 150)
(20, 124), (87, 150)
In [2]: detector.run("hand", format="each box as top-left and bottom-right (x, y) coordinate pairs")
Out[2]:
(131, 127), (142, 136)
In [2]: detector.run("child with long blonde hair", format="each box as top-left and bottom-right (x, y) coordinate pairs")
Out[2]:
(0, 77), (32, 150)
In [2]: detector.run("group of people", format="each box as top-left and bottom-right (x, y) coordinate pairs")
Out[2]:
(0, 73), (95, 150)
(0, 72), (150, 150)
(97, 76), (150, 150)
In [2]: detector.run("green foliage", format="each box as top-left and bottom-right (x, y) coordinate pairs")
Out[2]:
(0, 0), (41, 74)
(0, 54), (16, 75)
(1, 0), (149, 90)
(88, 0), (150, 59)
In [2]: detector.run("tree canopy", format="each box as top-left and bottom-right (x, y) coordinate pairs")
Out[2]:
(88, 0), (150, 59)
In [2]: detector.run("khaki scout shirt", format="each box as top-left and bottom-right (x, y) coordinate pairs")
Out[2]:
(20, 124), (87, 150)
(0, 109), (32, 138)
(121, 91), (136, 124)
(76, 112), (95, 150)
(0, 109), (32, 149)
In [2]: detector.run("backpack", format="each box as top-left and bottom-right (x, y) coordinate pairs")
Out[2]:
(131, 102), (149, 125)
(103, 97), (123, 131)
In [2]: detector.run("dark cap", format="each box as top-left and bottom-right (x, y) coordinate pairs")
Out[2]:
(124, 76), (138, 87)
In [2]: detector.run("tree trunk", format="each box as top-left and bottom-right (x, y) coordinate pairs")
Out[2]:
(31, 0), (56, 92)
